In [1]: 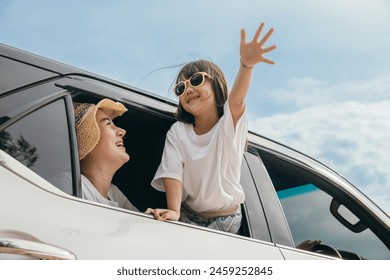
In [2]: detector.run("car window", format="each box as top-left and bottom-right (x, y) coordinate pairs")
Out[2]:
(0, 56), (56, 95)
(0, 99), (73, 194)
(259, 150), (390, 260)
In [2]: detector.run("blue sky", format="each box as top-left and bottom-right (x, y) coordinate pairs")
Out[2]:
(1, 0), (389, 214)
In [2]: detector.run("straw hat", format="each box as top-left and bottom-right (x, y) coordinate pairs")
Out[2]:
(73, 99), (128, 160)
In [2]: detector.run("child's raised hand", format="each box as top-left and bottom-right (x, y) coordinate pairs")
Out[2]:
(240, 22), (276, 68)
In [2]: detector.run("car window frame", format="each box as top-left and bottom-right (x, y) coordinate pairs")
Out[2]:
(244, 146), (295, 247)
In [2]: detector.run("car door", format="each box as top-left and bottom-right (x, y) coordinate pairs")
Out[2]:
(248, 142), (390, 260)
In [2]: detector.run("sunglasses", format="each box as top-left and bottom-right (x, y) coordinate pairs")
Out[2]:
(173, 72), (213, 97)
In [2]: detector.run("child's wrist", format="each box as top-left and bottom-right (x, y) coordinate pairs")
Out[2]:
(240, 57), (254, 69)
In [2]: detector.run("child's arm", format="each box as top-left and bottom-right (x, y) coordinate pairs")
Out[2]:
(147, 178), (182, 221)
(229, 22), (276, 126)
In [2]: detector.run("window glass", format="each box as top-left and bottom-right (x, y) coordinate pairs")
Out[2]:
(0, 56), (56, 95)
(0, 99), (73, 194)
(261, 152), (390, 260)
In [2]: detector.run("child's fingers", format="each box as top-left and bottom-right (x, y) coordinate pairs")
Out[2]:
(240, 28), (246, 44)
(258, 28), (274, 46)
(262, 57), (275, 65)
(262, 45), (277, 54)
(253, 22), (265, 42)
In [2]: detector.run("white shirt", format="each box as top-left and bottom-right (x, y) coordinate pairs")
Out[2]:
(81, 175), (138, 211)
(151, 102), (248, 212)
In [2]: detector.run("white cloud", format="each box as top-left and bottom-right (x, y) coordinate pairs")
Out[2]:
(265, 76), (390, 110)
(249, 100), (390, 214)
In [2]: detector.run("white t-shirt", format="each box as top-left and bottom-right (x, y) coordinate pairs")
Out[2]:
(81, 175), (138, 211)
(151, 102), (248, 213)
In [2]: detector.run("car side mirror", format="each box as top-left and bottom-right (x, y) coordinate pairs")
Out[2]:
(330, 198), (367, 233)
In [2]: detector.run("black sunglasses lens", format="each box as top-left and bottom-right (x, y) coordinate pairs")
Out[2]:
(175, 82), (185, 96)
(190, 73), (204, 87)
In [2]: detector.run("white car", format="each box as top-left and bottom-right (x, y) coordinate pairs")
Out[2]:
(1, 43), (389, 260)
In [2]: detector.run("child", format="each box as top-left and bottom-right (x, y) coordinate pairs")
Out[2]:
(148, 22), (276, 233)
